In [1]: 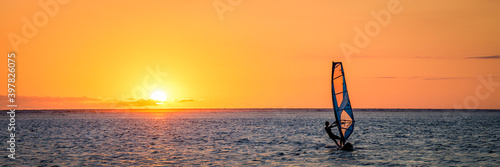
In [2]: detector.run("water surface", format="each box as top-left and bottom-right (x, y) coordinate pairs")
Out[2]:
(1, 109), (499, 166)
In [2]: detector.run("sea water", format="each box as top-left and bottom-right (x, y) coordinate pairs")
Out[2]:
(1, 109), (499, 166)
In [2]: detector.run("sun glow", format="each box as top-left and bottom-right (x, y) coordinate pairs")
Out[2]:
(150, 90), (167, 104)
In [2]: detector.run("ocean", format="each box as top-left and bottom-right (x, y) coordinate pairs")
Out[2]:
(1, 109), (499, 166)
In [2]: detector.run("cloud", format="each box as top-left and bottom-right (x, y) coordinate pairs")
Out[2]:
(0, 96), (163, 109)
(0, 95), (202, 109)
(0, 96), (109, 109)
(408, 56), (436, 59)
(369, 76), (467, 80)
(465, 55), (500, 59)
(115, 99), (160, 107)
(421, 77), (464, 80)
(174, 98), (196, 103)
(0, 95), (104, 103)
(22, 96), (103, 103)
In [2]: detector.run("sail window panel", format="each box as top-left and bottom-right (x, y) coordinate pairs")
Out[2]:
(333, 76), (344, 106)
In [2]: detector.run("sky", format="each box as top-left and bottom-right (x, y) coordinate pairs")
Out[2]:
(1, 0), (499, 109)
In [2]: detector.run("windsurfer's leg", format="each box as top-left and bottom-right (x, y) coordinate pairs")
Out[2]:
(328, 134), (341, 141)
(333, 135), (341, 140)
(332, 138), (340, 148)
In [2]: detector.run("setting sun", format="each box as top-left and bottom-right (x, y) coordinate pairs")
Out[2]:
(150, 90), (167, 104)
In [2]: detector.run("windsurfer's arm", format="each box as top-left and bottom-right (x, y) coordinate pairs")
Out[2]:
(329, 121), (338, 128)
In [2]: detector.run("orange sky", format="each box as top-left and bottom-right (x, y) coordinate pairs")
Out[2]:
(1, 0), (499, 109)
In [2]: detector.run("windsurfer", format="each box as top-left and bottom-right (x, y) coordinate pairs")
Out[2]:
(325, 121), (354, 150)
(325, 121), (341, 143)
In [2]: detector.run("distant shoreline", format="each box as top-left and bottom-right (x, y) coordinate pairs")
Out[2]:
(2, 108), (499, 113)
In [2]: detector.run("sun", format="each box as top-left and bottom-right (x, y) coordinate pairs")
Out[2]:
(150, 90), (167, 104)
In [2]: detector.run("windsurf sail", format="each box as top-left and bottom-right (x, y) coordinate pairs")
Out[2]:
(331, 62), (355, 147)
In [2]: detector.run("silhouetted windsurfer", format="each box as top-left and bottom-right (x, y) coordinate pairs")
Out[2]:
(325, 121), (341, 141)
(325, 121), (353, 151)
